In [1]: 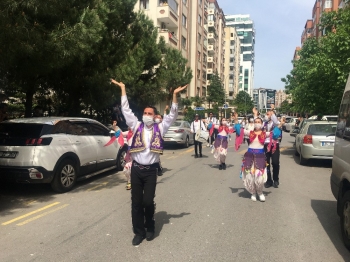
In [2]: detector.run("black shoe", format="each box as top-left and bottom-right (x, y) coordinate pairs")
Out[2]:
(146, 231), (155, 241)
(132, 235), (145, 246)
(222, 163), (226, 170)
(219, 164), (222, 170)
(273, 181), (279, 188)
(264, 182), (273, 188)
(199, 153), (202, 158)
(195, 154), (198, 158)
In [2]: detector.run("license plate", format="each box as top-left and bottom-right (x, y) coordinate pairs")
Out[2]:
(321, 142), (334, 147)
(0, 151), (18, 158)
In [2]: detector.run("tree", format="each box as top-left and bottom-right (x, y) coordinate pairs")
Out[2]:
(207, 73), (225, 108)
(233, 91), (254, 115)
(281, 7), (350, 115)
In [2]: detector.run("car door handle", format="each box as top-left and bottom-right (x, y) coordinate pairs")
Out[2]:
(73, 141), (81, 145)
(97, 140), (103, 144)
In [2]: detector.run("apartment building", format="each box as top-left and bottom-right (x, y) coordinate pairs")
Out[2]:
(275, 90), (291, 108)
(253, 88), (276, 112)
(135, 0), (208, 100)
(225, 14), (255, 97)
(301, 19), (313, 45)
(224, 27), (240, 100)
(206, 0), (226, 83)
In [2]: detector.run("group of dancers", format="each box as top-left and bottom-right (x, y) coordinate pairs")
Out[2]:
(191, 106), (284, 202)
(110, 78), (283, 246)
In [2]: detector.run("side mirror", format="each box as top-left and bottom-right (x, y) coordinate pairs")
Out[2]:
(290, 129), (299, 137)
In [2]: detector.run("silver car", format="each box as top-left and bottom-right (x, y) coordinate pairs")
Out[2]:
(295, 121), (337, 165)
(163, 120), (194, 147)
(284, 117), (298, 132)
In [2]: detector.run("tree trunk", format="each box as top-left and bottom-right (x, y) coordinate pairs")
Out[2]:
(25, 89), (34, 118)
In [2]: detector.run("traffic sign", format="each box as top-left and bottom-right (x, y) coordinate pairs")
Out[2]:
(195, 107), (205, 110)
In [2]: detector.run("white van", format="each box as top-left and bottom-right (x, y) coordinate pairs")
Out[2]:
(330, 74), (350, 250)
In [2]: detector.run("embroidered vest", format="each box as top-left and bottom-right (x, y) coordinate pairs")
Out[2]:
(129, 123), (163, 154)
(249, 131), (266, 144)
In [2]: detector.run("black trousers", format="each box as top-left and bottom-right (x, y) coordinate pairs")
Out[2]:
(264, 144), (280, 183)
(193, 134), (202, 155)
(131, 161), (159, 236)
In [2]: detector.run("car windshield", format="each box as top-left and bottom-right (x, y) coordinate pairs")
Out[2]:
(285, 118), (292, 123)
(307, 124), (337, 136)
(171, 122), (182, 127)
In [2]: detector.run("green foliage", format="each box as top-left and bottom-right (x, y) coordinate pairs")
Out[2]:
(282, 7), (350, 115)
(278, 100), (296, 114)
(207, 73), (225, 108)
(0, 1), (192, 118)
(233, 91), (254, 115)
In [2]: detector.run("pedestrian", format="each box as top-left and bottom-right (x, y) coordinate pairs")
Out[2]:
(111, 79), (187, 246)
(263, 104), (283, 189)
(190, 114), (206, 158)
(212, 117), (234, 170)
(206, 112), (218, 147)
(234, 110), (285, 202)
(244, 117), (254, 146)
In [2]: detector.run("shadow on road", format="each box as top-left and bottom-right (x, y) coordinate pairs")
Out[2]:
(311, 199), (350, 260)
(204, 163), (234, 169)
(154, 211), (191, 239)
(280, 147), (332, 168)
(0, 169), (125, 216)
(229, 187), (272, 199)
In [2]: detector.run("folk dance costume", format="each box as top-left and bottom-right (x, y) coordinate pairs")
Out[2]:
(212, 124), (234, 170)
(121, 95), (178, 241)
(122, 129), (134, 190)
(240, 131), (268, 201)
(263, 114), (282, 188)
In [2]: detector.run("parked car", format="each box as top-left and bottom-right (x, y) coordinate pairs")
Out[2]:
(163, 120), (194, 147)
(331, 74), (350, 251)
(0, 117), (128, 192)
(284, 117), (298, 132)
(282, 116), (292, 131)
(294, 121), (337, 165)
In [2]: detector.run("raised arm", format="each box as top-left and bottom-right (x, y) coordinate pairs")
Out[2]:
(269, 104), (280, 125)
(162, 85), (188, 134)
(111, 79), (139, 132)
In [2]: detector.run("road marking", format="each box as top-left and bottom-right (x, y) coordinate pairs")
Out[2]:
(184, 148), (194, 153)
(86, 182), (108, 192)
(238, 149), (246, 155)
(166, 156), (178, 159)
(16, 204), (69, 226)
(1, 202), (61, 226)
(280, 147), (292, 152)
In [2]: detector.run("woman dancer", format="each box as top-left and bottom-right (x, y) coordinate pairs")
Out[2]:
(212, 117), (234, 170)
(234, 110), (284, 202)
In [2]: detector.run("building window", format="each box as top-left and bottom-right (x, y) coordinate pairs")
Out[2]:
(181, 36), (187, 49)
(203, 54), (207, 62)
(229, 75), (234, 80)
(230, 40), (235, 46)
(199, 0), (202, 7)
(203, 87), (207, 97)
(197, 51), (201, 61)
(230, 49), (234, 54)
(230, 58), (234, 63)
(198, 33), (202, 44)
(197, 87), (201, 96)
(202, 71), (206, 81)
(231, 33), (233, 37)
(182, 14), (187, 28)
(198, 15), (202, 25)
(197, 69), (201, 79)
(230, 66), (234, 71)
(183, 0), (187, 6)
(140, 0), (149, 9)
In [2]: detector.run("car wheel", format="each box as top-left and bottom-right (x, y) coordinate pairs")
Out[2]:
(294, 149), (299, 156)
(299, 149), (307, 165)
(117, 146), (127, 171)
(184, 136), (189, 148)
(51, 159), (77, 193)
(341, 191), (350, 251)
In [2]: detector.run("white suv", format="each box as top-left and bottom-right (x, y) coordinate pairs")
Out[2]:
(0, 117), (127, 192)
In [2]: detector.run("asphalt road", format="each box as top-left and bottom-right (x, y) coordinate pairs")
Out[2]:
(0, 134), (349, 262)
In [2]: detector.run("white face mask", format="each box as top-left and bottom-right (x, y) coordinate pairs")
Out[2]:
(143, 115), (154, 126)
(155, 118), (161, 124)
(254, 123), (262, 130)
(222, 121), (227, 125)
(264, 116), (270, 121)
(249, 119), (254, 123)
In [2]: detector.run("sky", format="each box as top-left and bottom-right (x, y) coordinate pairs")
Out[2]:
(218, 0), (315, 91)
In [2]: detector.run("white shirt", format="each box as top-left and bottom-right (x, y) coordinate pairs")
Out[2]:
(190, 120), (206, 133)
(264, 114), (280, 144)
(206, 117), (218, 124)
(121, 95), (178, 165)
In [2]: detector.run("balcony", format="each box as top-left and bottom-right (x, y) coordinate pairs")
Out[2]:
(158, 30), (178, 47)
(157, 4), (179, 28)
